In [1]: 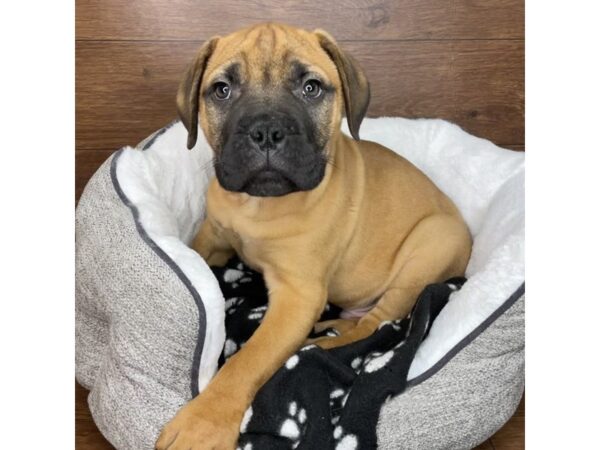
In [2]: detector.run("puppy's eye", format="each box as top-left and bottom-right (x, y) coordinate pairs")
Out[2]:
(213, 82), (231, 100)
(302, 79), (322, 99)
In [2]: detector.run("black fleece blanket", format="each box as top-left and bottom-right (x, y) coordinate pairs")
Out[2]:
(212, 258), (464, 450)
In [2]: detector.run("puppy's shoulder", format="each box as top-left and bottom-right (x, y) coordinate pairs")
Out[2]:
(356, 138), (442, 196)
(356, 139), (415, 170)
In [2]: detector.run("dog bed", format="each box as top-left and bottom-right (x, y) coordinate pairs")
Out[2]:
(75, 117), (524, 450)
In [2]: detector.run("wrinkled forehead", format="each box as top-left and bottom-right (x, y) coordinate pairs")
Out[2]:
(203, 24), (339, 87)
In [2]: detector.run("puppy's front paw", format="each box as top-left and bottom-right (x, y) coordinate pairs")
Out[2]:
(304, 318), (359, 348)
(308, 320), (376, 349)
(313, 318), (357, 335)
(308, 335), (345, 349)
(155, 404), (239, 450)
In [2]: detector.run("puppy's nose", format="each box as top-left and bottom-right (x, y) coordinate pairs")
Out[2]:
(248, 120), (286, 150)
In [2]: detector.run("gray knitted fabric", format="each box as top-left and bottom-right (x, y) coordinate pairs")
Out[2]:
(76, 154), (199, 449)
(377, 295), (524, 449)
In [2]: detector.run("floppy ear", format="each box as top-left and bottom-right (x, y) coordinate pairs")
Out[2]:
(176, 37), (220, 149)
(314, 30), (370, 140)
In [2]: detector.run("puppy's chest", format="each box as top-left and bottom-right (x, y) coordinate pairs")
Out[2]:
(211, 217), (267, 273)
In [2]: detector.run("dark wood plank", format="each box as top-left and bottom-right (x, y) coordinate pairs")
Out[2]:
(349, 40), (524, 145)
(474, 439), (495, 449)
(76, 150), (114, 202)
(76, 382), (113, 449)
(76, 41), (183, 152)
(76, 40), (523, 152)
(503, 144), (525, 151)
(76, 0), (524, 41)
(490, 395), (525, 449)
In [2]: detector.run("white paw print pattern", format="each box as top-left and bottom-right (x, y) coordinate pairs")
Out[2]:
(377, 320), (403, 331)
(363, 349), (394, 373)
(224, 266), (254, 288)
(285, 354), (300, 369)
(224, 268), (244, 283)
(224, 339), (238, 358)
(350, 356), (363, 372)
(279, 401), (307, 449)
(225, 296), (245, 315)
(240, 406), (253, 433)
(300, 344), (317, 352)
(329, 388), (349, 425)
(330, 388), (345, 401)
(333, 425), (358, 450)
(247, 305), (267, 320)
(447, 282), (459, 291)
(236, 407), (254, 450)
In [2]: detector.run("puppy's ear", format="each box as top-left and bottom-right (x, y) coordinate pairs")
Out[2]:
(314, 29), (370, 141)
(176, 37), (220, 149)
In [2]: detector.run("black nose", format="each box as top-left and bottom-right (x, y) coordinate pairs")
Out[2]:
(248, 119), (287, 150)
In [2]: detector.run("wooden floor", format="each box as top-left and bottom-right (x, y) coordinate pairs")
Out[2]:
(75, 0), (524, 201)
(75, 381), (524, 449)
(76, 1), (524, 448)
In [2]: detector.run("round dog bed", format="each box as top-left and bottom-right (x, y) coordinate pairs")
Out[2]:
(75, 117), (524, 450)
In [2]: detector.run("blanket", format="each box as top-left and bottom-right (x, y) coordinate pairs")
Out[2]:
(211, 258), (465, 450)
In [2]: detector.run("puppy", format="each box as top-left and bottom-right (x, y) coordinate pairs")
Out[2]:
(156, 23), (472, 450)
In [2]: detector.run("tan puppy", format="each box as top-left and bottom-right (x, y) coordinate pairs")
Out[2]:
(156, 23), (472, 450)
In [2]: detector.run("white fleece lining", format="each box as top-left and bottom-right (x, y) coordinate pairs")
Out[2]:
(116, 123), (225, 392)
(115, 118), (524, 387)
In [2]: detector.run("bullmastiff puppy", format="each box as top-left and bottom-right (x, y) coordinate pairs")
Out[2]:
(156, 23), (472, 450)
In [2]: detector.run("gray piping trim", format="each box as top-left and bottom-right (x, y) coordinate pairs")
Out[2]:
(141, 119), (180, 151)
(407, 282), (525, 388)
(110, 148), (207, 397)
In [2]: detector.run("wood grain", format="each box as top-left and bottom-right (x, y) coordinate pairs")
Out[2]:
(76, 382), (113, 449)
(76, 150), (114, 201)
(504, 144), (525, 151)
(490, 395), (526, 449)
(76, 0), (524, 41)
(76, 40), (523, 152)
(474, 439), (495, 449)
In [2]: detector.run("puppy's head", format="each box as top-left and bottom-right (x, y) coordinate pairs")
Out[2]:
(177, 23), (370, 197)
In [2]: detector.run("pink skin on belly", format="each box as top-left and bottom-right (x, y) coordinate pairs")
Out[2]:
(340, 301), (376, 319)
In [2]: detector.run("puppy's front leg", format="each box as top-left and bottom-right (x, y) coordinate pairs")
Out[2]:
(192, 219), (235, 267)
(156, 273), (326, 450)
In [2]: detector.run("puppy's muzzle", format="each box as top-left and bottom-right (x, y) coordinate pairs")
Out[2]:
(246, 113), (300, 154)
(215, 106), (326, 197)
